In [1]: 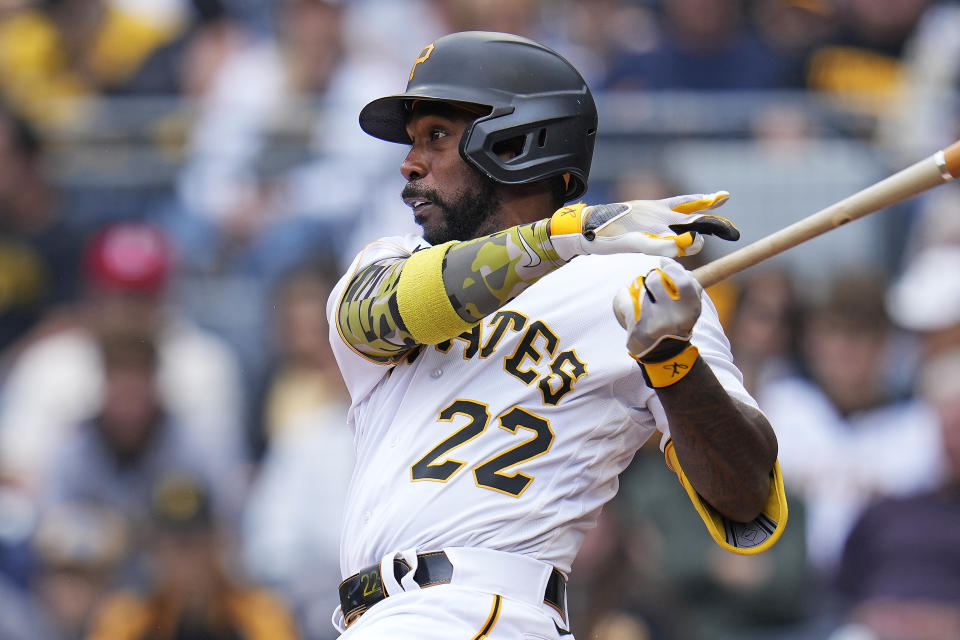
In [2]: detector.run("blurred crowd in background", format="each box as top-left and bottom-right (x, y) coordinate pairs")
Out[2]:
(0, 0), (958, 639)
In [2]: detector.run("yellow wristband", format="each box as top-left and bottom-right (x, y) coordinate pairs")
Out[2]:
(549, 202), (587, 236)
(396, 242), (473, 344)
(640, 344), (699, 388)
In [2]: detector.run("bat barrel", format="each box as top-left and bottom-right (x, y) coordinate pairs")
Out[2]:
(692, 145), (960, 288)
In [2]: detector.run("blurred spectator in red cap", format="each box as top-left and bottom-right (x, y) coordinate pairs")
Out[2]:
(79, 223), (177, 340)
(83, 222), (171, 295)
(86, 473), (299, 640)
(0, 221), (246, 502)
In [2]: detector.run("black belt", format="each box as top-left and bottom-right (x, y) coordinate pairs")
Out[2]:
(339, 551), (567, 628)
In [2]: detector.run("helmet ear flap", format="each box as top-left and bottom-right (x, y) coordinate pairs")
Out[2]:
(460, 97), (594, 200)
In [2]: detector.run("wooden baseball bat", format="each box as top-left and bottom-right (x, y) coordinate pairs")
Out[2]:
(692, 140), (960, 288)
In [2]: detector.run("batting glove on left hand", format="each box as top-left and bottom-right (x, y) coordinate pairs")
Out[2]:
(613, 260), (703, 386)
(550, 191), (739, 262)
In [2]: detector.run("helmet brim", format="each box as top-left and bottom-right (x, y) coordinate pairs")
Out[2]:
(359, 88), (501, 144)
(358, 95), (413, 144)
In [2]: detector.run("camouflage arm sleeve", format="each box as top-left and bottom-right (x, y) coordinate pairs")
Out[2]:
(337, 219), (565, 362)
(441, 218), (563, 322)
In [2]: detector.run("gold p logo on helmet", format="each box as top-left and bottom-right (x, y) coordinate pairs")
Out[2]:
(409, 43), (435, 81)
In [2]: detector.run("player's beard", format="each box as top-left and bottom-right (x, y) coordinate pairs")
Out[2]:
(402, 174), (502, 245)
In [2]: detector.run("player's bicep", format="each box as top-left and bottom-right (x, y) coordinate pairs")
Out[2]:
(336, 257), (419, 362)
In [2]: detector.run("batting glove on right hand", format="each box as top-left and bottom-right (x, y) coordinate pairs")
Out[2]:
(550, 191), (739, 262)
(613, 260), (704, 387)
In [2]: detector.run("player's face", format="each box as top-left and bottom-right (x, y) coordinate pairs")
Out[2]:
(401, 104), (502, 245)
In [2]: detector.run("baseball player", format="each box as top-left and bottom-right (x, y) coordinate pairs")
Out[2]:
(327, 31), (787, 639)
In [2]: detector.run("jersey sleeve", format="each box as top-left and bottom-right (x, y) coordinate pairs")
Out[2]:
(326, 235), (425, 404)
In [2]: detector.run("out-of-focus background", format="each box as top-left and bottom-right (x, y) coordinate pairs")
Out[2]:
(0, 0), (958, 639)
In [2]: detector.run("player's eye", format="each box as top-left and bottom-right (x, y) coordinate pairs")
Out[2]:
(429, 128), (448, 141)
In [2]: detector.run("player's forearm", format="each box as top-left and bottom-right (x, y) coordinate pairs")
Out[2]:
(655, 358), (778, 522)
(336, 220), (565, 360)
(441, 219), (563, 321)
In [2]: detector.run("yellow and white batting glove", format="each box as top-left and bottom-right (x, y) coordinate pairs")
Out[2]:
(613, 259), (703, 387)
(549, 191), (738, 261)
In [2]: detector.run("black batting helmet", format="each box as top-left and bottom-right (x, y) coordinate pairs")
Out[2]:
(359, 31), (597, 201)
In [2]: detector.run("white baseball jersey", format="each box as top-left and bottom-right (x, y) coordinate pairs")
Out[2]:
(328, 234), (756, 579)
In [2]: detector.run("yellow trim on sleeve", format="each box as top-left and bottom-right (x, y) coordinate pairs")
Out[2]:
(549, 202), (587, 236)
(640, 344), (699, 387)
(396, 242), (475, 344)
(664, 439), (788, 555)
